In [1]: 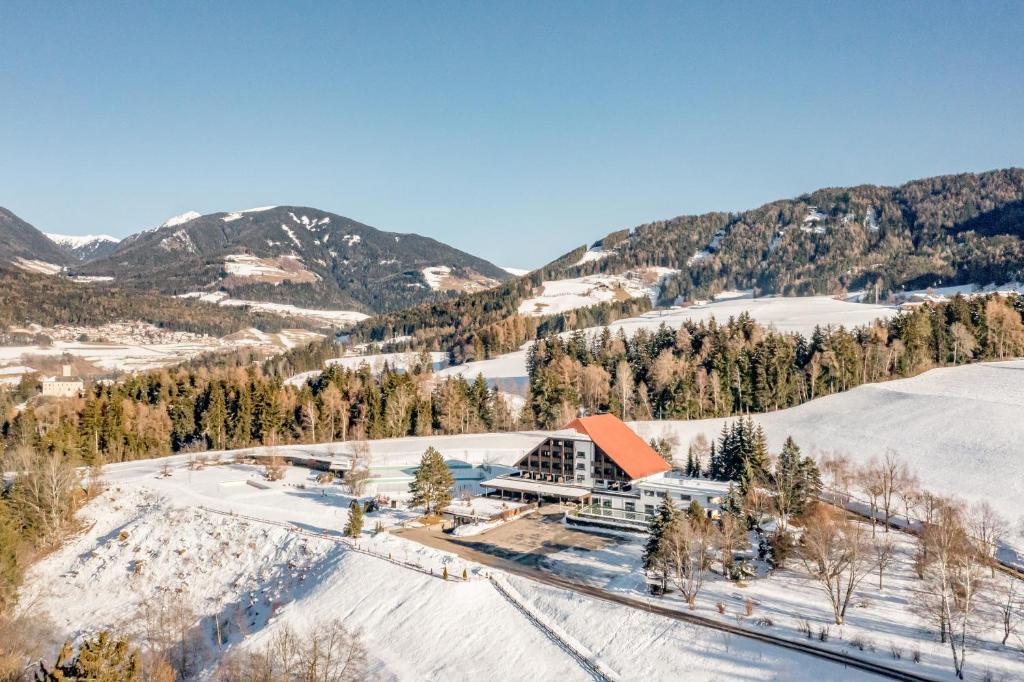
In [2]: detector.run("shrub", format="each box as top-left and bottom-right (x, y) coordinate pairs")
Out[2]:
(797, 618), (812, 638)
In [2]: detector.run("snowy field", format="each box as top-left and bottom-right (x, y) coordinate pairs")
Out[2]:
(534, 523), (1024, 681)
(595, 293), (896, 339)
(632, 359), (1024, 556)
(518, 268), (676, 317)
(0, 327), (321, 373)
(20, 458), (883, 681)
(439, 295), (901, 392)
(285, 351), (450, 387)
(179, 291), (369, 328)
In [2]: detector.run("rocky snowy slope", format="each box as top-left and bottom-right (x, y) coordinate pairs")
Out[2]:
(46, 232), (120, 261)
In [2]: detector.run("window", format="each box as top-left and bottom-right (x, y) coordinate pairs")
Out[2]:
(601, 499), (612, 508)
(644, 504), (655, 515)
(643, 490), (654, 497)
(624, 502), (636, 512)
(677, 494), (691, 501)
(656, 491), (666, 498)
(576, 475), (585, 483)
(576, 451), (586, 458)
(576, 462), (585, 470)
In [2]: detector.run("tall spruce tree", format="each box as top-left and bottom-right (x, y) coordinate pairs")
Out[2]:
(409, 446), (454, 515)
(643, 497), (680, 594)
(344, 499), (364, 538)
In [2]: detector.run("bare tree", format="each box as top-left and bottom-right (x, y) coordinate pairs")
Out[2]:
(214, 618), (366, 682)
(856, 459), (885, 537)
(614, 359), (634, 419)
(263, 453), (285, 482)
(871, 534), (897, 590)
(714, 513), (746, 574)
(950, 322), (977, 365)
(662, 517), (717, 607)
(139, 590), (209, 678)
(798, 505), (873, 625)
(346, 440), (372, 496)
(917, 503), (986, 678)
(877, 450), (911, 532)
(968, 501), (1008, 576)
(818, 452), (852, 505)
(4, 446), (81, 545)
(993, 575), (1022, 647)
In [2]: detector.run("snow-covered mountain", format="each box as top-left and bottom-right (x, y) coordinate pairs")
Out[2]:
(46, 232), (121, 261)
(80, 206), (510, 313)
(160, 210), (202, 228)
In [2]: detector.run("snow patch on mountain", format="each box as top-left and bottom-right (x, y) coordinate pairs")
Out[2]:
(46, 233), (119, 248)
(501, 266), (530, 276)
(280, 223), (303, 249)
(422, 265), (452, 291)
(518, 267), (677, 316)
(13, 257), (63, 275)
(159, 229), (198, 254)
(159, 211), (202, 228)
(221, 206), (278, 222)
(573, 245), (612, 266)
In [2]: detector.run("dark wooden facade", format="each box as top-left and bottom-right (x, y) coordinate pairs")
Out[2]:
(516, 437), (577, 481)
(592, 447), (630, 485)
(515, 437), (631, 485)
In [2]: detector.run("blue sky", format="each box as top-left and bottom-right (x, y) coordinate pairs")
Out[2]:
(2, 2), (1022, 268)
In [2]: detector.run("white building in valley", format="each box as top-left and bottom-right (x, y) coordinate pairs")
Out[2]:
(41, 365), (84, 398)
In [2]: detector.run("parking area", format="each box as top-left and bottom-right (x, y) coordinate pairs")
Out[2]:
(395, 504), (626, 572)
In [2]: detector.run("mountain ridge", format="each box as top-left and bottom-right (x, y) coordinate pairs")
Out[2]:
(78, 205), (511, 313)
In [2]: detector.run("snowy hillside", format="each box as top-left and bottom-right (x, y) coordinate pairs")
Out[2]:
(518, 268), (677, 316)
(19, 458), (881, 681)
(441, 294), (901, 393)
(632, 359), (1024, 554)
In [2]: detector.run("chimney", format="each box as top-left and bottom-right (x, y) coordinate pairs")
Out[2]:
(62, 364), (72, 378)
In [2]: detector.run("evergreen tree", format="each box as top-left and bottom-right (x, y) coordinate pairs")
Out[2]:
(797, 456), (823, 514)
(344, 499), (364, 538)
(409, 446), (454, 515)
(685, 448), (698, 478)
(643, 497), (679, 593)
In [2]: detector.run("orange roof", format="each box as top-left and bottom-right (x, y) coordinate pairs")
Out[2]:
(564, 414), (670, 480)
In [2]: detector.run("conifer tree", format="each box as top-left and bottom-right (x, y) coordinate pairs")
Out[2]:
(643, 497), (679, 594)
(344, 499), (364, 538)
(409, 446), (454, 515)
